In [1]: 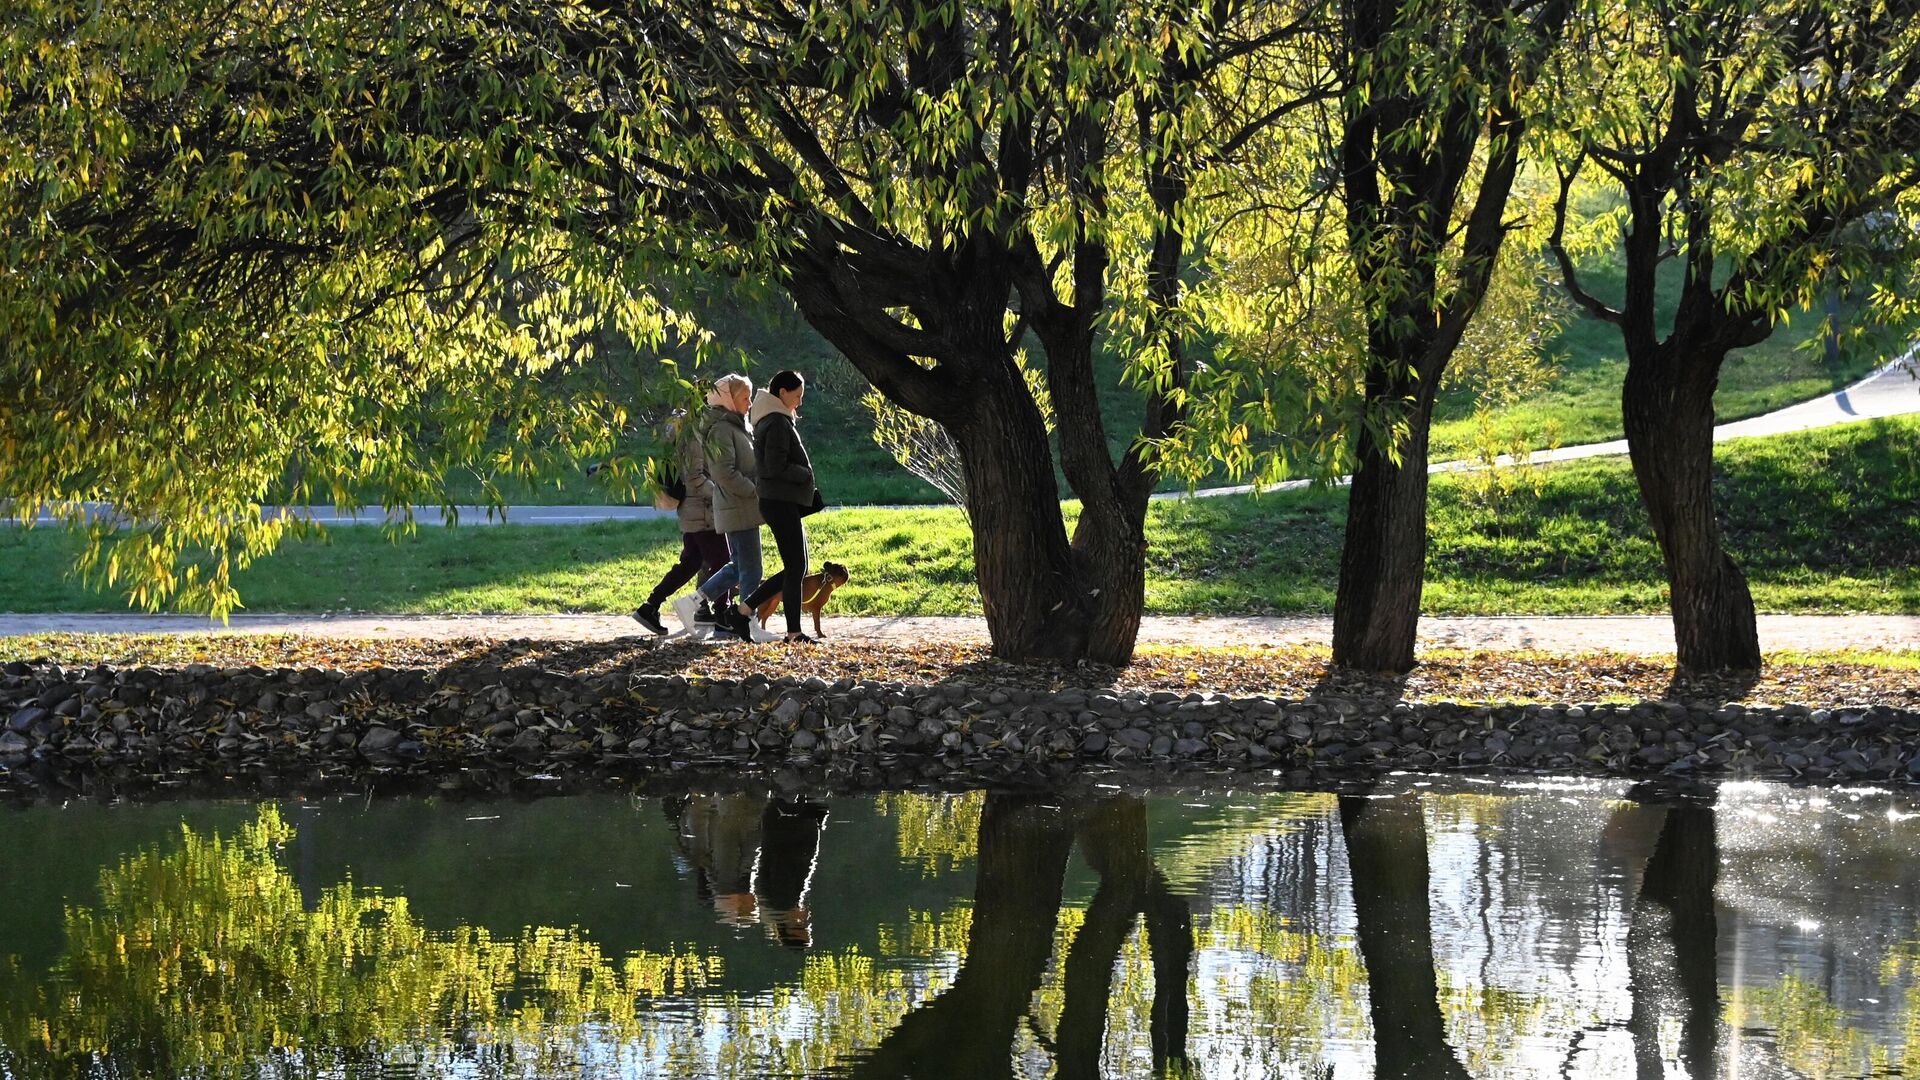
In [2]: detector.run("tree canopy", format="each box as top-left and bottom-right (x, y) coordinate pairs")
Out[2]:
(2, 0), (710, 610)
(4, 0), (1334, 662)
(5, 0), (1916, 667)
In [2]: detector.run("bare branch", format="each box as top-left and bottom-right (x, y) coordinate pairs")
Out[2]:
(1548, 159), (1625, 326)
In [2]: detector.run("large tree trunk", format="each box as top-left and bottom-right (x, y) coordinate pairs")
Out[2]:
(1622, 352), (1761, 672)
(1332, 388), (1438, 673)
(1326, 0), (1562, 677)
(785, 261), (1151, 665)
(950, 353), (1148, 666)
(849, 794), (1074, 1080)
(1338, 792), (1472, 1080)
(1068, 495), (1151, 668)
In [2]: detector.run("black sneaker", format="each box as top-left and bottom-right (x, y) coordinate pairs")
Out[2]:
(727, 606), (758, 643)
(694, 603), (717, 625)
(631, 604), (667, 635)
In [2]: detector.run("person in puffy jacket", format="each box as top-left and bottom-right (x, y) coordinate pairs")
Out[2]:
(686, 373), (768, 641)
(631, 399), (731, 635)
(741, 370), (819, 643)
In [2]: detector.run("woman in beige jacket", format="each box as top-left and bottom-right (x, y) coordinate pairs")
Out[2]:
(684, 373), (767, 641)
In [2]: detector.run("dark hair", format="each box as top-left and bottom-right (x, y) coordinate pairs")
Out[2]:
(768, 369), (805, 395)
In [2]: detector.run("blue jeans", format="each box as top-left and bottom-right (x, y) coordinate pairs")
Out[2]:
(698, 528), (763, 607)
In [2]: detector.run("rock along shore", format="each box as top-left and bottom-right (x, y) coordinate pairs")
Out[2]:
(5, 658), (1920, 796)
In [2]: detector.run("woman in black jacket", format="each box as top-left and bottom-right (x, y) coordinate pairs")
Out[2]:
(742, 370), (819, 643)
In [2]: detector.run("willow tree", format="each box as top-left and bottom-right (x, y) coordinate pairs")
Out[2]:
(2, 0), (1331, 664)
(566, 0), (1358, 664)
(1157, 0), (1573, 674)
(1544, 0), (1920, 671)
(1325, 0), (1580, 672)
(0, 1), (710, 613)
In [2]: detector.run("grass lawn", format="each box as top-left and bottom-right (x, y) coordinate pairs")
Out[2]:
(379, 250), (1897, 509)
(4, 415), (1914, 618)
(1425, 253), (1887, 460)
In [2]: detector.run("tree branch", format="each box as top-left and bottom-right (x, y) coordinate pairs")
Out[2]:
(1549, 159), (1625, 326)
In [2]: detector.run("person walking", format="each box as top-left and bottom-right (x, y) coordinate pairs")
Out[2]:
(632, 404), (730, 635)
(683, 373), (768, 642)
(743, 370), (819, 644)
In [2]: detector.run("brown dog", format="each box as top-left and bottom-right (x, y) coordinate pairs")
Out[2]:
(755, 561), (850, 638)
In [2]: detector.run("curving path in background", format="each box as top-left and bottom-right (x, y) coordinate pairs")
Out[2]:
(8, 348), (1918, 528)
(1163, 347), (1920, 500)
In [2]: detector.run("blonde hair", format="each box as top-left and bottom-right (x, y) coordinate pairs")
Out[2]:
(711, 373), (752, 406)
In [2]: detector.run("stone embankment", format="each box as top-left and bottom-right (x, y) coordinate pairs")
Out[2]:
(5, 659), (1920, 793)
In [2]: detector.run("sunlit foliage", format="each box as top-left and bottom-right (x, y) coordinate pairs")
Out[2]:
(0, 0), (717, 613)
(876, 790), (985, 876)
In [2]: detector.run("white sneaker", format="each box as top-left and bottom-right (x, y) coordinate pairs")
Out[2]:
(671, 595), (703, 639)
(748, 619), (781, 643)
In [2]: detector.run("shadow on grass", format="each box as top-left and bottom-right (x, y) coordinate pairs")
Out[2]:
(1718, 416), (1920, 600)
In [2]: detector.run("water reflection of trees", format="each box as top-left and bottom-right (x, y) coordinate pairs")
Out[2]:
(1624, 792), (1721, 1080)
(0, 804), (975, 1079)
(1340, 792), (1473, 1080)
(875, 791), (985, 876)
(0, 794), (1210, 1079)
(0, 790), (1528, 1080)
(845, 795), (1077, 1079)
(0, 807), (723, 1078)
(24, 782), (1912, 1079)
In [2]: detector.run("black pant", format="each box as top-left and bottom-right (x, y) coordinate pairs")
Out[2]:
(746, 498), (809, 634)
(646, 530), (731, 608)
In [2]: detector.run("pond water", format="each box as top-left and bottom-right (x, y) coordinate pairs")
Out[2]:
(2, 778), (1917, 1079)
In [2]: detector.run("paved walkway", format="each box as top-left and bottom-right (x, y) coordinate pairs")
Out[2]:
(3, 613), (1915, 655)
(1161, 349), (1920, 498)
(11, 351), (1916, 527)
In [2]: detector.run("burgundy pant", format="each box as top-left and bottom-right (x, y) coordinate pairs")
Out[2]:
(647, 530), (731, 607)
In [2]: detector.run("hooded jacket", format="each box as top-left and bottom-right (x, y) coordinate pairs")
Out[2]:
(749, 390), (817, 506)
(671, 411), (713, 534)
(701, 403), (762, 533)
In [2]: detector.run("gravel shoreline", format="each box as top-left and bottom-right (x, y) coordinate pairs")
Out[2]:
(6, 657), (1920, 796)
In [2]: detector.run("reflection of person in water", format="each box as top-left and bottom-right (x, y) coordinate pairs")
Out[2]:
(675, 794), (767, 927)
(670, 794), (830, 947)
(755, 800), (830, 949)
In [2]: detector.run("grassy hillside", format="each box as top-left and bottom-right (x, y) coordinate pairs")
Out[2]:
(6, 415), (1914, 617)
(424, 247), (1888, 508)
(1426, 251), (1886, 460)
